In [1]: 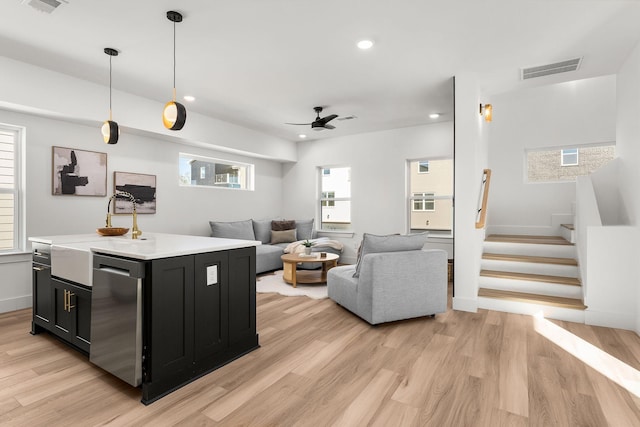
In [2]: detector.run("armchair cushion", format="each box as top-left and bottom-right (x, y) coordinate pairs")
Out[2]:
(353, 232), (428, 278)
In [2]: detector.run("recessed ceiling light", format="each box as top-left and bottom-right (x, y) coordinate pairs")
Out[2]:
(357, 39), (374, 50)
(298, 134), (307, 139)
(183, 95), (195, 102)
(429, 113), (440, 119)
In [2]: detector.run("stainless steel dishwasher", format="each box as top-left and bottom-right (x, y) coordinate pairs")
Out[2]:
(91, 254), (145, 387)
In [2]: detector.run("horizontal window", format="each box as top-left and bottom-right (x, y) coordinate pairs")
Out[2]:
(526, 144), (615, 183)
(179, 153), (254, 190)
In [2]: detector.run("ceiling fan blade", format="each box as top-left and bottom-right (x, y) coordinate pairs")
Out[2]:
(318, 114), (338, 125)
(324, 124), (335, 130)
(285, 122), (312, 125)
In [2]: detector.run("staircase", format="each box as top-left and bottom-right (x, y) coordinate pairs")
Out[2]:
(477, 233), (586, 322)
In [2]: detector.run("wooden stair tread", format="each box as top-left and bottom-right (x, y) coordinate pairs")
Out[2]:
(480, 269), (581, 286)
(478, 288), (587, 310)
(482, 253), (578, 266)
(561, 223), (575, 230)
(485, 234), (573, 246)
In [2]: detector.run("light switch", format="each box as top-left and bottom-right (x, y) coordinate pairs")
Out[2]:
(206, 265), (218, 286)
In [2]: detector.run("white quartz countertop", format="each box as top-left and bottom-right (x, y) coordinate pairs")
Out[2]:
(30, 232), (261, 260)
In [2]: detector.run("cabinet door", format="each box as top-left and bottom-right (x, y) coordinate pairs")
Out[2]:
(149, 255), (195, 381)
(227, 247), (257, 347)
(32, 263), (52, 329)
(52, 278), (73, 339)
(50, 278), (91, 353)
(194, 251), (228, 364)
(70, 284), (91, 352)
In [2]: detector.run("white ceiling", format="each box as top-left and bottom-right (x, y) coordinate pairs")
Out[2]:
(3, 0), (640, 142)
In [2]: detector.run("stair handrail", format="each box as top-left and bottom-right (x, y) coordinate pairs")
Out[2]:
(475, 169), (492, 229)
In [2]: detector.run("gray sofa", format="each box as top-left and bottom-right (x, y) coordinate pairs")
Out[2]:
(327, 233), (447, 324)
(209, 219), (341, 274)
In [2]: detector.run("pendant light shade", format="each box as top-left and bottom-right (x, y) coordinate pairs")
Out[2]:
(163, 10), (187, 131)
(103, 47), (119, 144)
(101, 120), (119, 143)
(162, 98), (187, 130)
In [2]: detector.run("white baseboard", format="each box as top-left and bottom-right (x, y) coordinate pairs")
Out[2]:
(585, 309), (636, 331)
(0, 295), (31, 314)
(452, 296), (478, 313)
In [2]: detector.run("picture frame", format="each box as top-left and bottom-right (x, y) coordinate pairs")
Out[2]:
(113, 171), (157, 214)
(52, 146), (107, 196)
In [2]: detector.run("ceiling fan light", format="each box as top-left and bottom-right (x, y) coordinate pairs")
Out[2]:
(102, 120), (119, 144)
(163, 101), (187, 130)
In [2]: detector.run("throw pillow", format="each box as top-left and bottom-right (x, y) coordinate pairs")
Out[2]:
(295, 219), (314, 241)
(209, 219), (256, 240)
(252, 219), (273, 244)
(353, 232), (429, 278)
(270, 229), (297, 244)
(272, 220), (296, 231)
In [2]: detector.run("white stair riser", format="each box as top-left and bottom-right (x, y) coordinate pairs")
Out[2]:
(483, 241), (576, 258)
(481, 260), (578, 278)
(560, 227), (575, 244)
(478, 297), (585, 323)
(478, 276), (582, 299)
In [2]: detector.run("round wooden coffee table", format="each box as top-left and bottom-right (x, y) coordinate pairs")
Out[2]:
(281, 252), (339, 288)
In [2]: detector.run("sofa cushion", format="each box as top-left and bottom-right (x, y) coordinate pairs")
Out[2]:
(353, 232), (428, 278)
(209, 219), (256, 240)
(295, 219), (314, 241)
(271, 229), (297, 244)
(252, 219), (273, 244)
(272, 220), (296, 231)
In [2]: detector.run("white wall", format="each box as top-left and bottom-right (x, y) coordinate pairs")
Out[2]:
(281, 122), (453, 264)
(453, 73), (489, 313)
(0, 56), (297, 162)
(488, 76), (616, 233)
(616, 39), (640, 334)
(0, 109), (285, 312)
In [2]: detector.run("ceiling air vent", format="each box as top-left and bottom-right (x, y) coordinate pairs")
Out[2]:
(21, 0), (68, 14)
(521, 58), (582, 80)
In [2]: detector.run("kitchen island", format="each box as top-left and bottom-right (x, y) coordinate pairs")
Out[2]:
(30, 233), (260, 404)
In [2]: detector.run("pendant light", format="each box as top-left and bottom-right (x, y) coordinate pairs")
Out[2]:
(101, 47), (119, 144)
(162, 10), (187, 131)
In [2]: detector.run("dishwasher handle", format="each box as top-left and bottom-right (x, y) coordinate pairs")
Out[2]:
(94, 254), (146, 279)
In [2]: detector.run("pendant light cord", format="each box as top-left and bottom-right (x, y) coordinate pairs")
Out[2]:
(173, 19), (177, 100)
(109, 54), (113, 121)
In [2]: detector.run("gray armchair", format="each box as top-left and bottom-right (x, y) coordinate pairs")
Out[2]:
(327, 233), (447, 325)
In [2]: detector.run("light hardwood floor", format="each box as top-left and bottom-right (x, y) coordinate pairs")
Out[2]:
(1, 285), (640, 426)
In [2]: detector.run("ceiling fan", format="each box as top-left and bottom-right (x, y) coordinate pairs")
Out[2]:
(286, 106), (338, 131)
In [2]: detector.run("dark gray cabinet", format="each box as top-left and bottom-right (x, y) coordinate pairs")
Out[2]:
(142, 246), (258, 404)
(32, 242), (52, 332)
(31, 242), (91, 354)
(32, 262), (52, 328)
(51, 278), (91, 353)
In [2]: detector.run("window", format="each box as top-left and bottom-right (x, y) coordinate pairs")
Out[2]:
(179, 153), (254, 190)
(321, 191), (335, 207)
(319, 166), (351, 231)
(408, 159), (453, 234)
(0, 125), (24, 252)
(412, 192), (435, 211)
(527, 144), (615, 183)
(561, 148), (578, 166)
